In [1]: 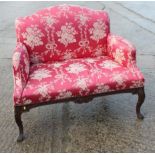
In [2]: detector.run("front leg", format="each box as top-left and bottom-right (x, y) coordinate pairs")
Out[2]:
(14, 106), (25, 142)
(136, 87), (145, 119)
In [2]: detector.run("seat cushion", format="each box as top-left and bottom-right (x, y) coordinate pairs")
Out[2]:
(21, 56), (144, 105)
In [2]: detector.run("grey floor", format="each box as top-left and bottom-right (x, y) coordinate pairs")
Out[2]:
(0, 1), (155, 153)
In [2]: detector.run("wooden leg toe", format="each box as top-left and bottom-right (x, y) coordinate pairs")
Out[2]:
(17, 133), (25, 142)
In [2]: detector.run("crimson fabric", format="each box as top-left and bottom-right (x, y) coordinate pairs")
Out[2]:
(21, 56), (144, 105)
(13, 5), (145, 106)
(107, 34), (136, 68)
(12, 42), (30, 104)
(16, 5), (110, 63)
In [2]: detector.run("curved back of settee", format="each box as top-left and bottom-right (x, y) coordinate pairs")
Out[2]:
(15, 4), (110, 64)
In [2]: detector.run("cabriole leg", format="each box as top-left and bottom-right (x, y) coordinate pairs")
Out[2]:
(136, 87), (145, 120)
(14, 106), (25, 142)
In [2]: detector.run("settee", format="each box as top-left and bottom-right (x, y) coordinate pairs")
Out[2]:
(13, 4), (145, 142)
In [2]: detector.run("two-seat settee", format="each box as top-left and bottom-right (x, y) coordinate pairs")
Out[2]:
(13, 4), (145, 142)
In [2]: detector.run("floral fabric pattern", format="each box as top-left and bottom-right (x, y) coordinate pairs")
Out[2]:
(56, 22), (77, 47)
(66, 63), (86, 74)
(89, 20), (106, 42)
(107, 34), (136, 68)
(22, 25), (44, 49)
(12, 42), (30, 104)
(13, 5), (145, 106)
(15, 4), (110, 63)
(21, 56), (144, 105)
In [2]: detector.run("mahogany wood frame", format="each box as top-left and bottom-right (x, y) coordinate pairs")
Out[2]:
(14, 87), (145, 142)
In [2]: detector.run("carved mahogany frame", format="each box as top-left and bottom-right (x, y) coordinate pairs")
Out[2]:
(14, 87), (145, 142)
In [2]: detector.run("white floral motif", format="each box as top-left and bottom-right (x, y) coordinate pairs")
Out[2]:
(15, 76), (22, 87)
(89, 65), (107, 79)
(66, 63), (86, 74)
(37, 84), (49, 97)
(94, 46), (105, 56)
(130, 80), (144, 88)
(109, 35), (117, 47)
(13, 52), (21, 70)
(89, 20), (106, 42)
(41, 16), (57, 27)
(56, 23), (77, 46)
(24, 58), (29, 74)
(75, 14), (89, 25)
(75, 77), (89, 90)
(23, 98), (32, 105)
(63, 50), (75, 60)
(99, 60), (120, 70)
(53, 62), (63, 68)
(54, 71), (71, 85)
(63, 52), (73, 60)
(30, 69), (51, 80)
(56, 90), (72, 99)
(85, 58), (97, 63)
(94, 84), (110, 94)
(22, 25), (44, 49)
(57, 5), (71, 18)
(111, 73), (125, 85)
(113, 48), (125, 65)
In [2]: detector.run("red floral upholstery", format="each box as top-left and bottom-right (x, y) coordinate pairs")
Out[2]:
(20, 56), (144, 105)
(16, 4), (109, 63)
(13, 42), (29, 104)
(13, 5), (144, 106)
(107, 34), (136, 68)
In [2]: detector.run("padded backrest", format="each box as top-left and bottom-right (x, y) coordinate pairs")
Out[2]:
(15, 4), (110, 64)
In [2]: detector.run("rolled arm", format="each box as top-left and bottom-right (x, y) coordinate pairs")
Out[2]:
(107, 34), (136, 68)
(12, 42), (30, 105)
